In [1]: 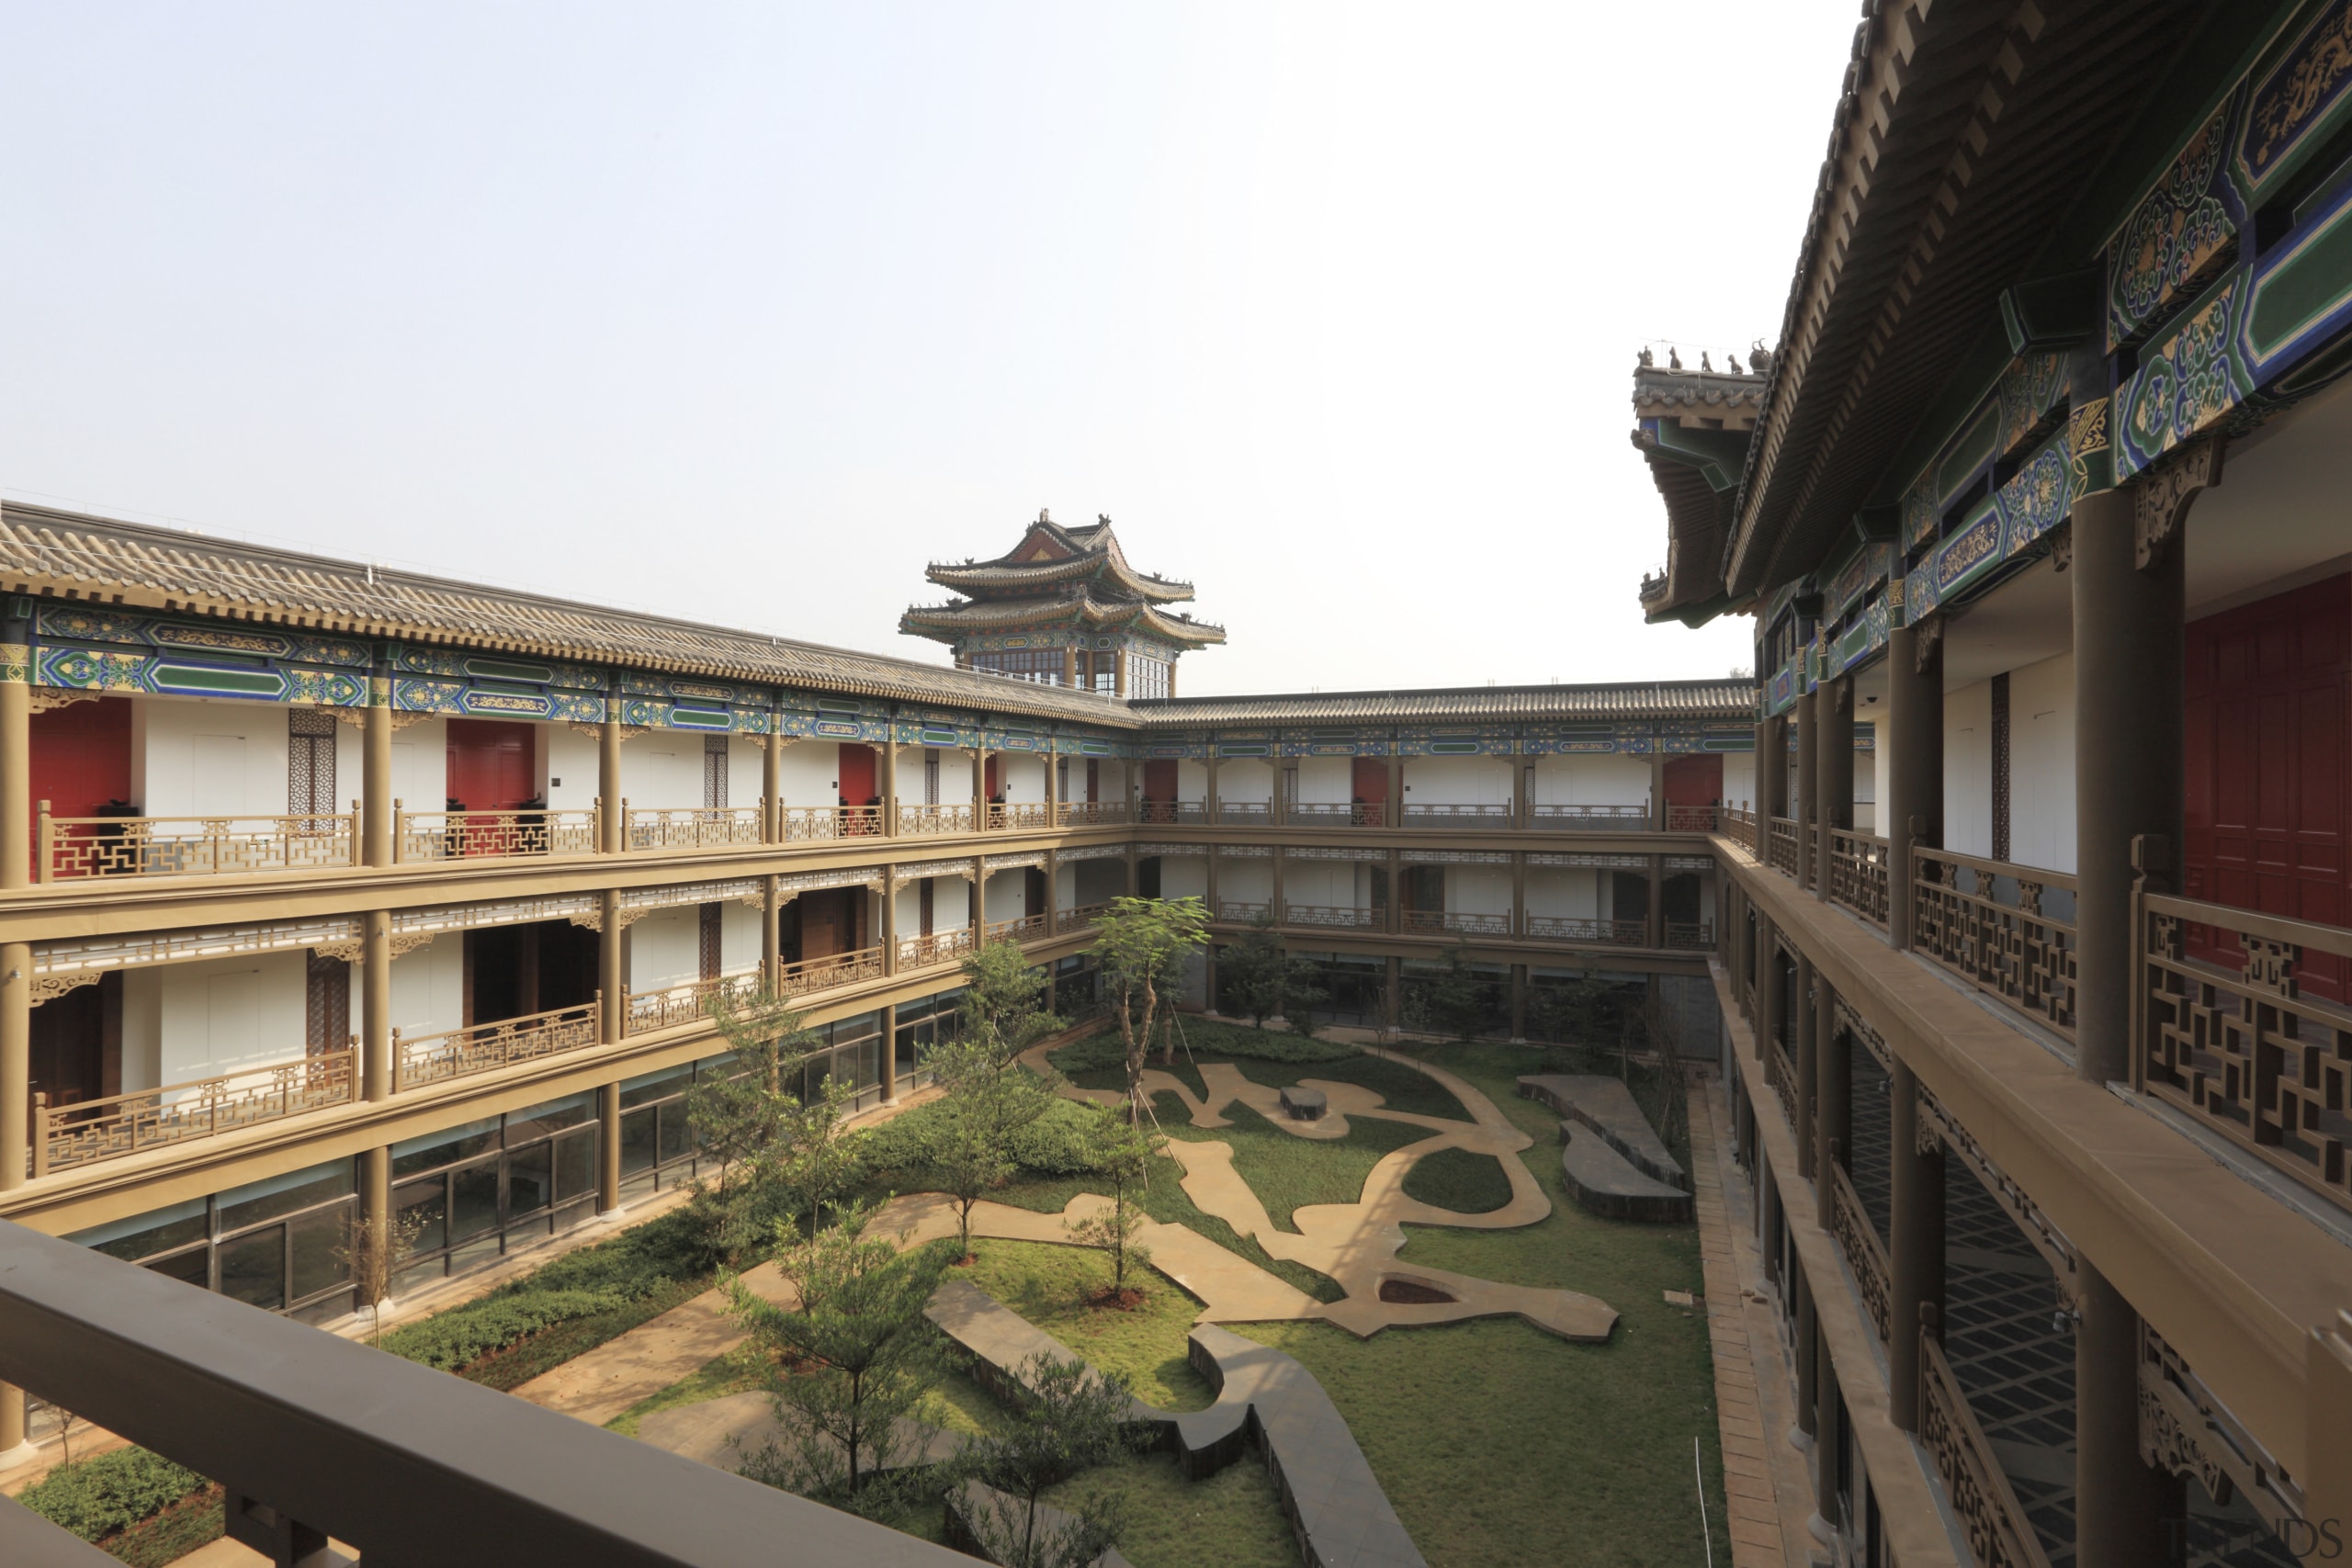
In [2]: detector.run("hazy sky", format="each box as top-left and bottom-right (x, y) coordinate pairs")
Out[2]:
(5, 3), (1857, 696)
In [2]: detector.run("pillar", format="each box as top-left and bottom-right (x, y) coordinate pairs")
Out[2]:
(598, 890), (624, 1043)
(1385, 954), (1402, 1037)
(1114, 648), (1126, 698)
(1206, 753), (1221, 825)
(1125, 843), (1138, 897)
(1887, 1057), (1944, 1432)
(878, 1001), (898, 1105)
(880, 741), (899, 839)
(0, 1382), (28, 1467)
(1385, 848), (1403, 934)
(599, 714), (624, 854)
(364, 671), (394, 866)
(1649, 750), (1668, 830)
(1645, 854), (1663, 948)
(1815, 977), (1846, 1232)
(1756, 912), (1783, 1062)
(1758, 714), (1787, 860)
(1270, 847), (1285, 925)
(763, 731), (784, 844)
(596, 1079), (623, 1217)
(1385, 751), (1403, 829)
(0, 943), (27, 1193)
(0, 632), (27, 891)
(1042, 745), (1057, 826)
(971, 747), (989, 829)
(1061, 646), (1077, 689)
(1792, 687), (1818, 890)
(880, 867), (898, 976)
(1759, 1170), (1781, 1285)
(1816, 675), (1853, 898)
(361, 910), (392, 1255)
(1793, 953), (1817, 1179)
(1204, 847), (1220, 922)
(1511, 852), (1526, 937)
(1812, 1344), (1840, 1534)
(1792, 1266), (1818, 1441)
(1046, 852), (1061, 936)
(1885, 615), (1943, 950)
(2076, 1260), (2187, 1565)
(2073, 476), (2191, 1086)
(762, 875), (781, 987)
(1509, 964), (1527, 1043)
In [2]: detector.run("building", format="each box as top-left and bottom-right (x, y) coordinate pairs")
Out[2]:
(1633, 2), (2352, 1564)
(0, 499), (1752, 1479)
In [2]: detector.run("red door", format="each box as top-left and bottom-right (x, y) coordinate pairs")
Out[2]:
(2186, 573), (2349, 999)
(445, 719), (536, 810)
(1086, 759), (1100, 803)
(1143, 760), (1177, 821)
(837, 743), (876, 806)
(986, 755), (1003, 800)
(31, 696), (131, 874)
(1352, 757), (1388, 824)
(1664, 754), (1724, 829)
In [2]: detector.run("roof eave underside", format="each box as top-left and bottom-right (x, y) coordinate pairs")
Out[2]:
(1134, 680), (1757, 728)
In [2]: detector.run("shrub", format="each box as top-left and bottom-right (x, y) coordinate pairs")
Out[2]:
(865, 1095), (1105, 1183)
(19, 1448), (205, 1542)
(1047, 1021), (1355, 1077)
(380, 1287), (630, 1371)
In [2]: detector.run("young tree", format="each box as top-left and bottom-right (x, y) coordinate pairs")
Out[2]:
(729, 1201), (954, 1515)
(1089, 896), (1208, 1120)
(955, 1354), (1143, 1568)
(1217, 912), (1326, 1030)
(775, 1071), (867, 1242)
(333, 1202), (432, 1346)
(685, 988), (822, 1262)
(920, 1032), (1057, 1262)
(958, 939), (1062, 1060)
(1063, 1107), (1157, 1298)
(1428, 940), (1496, 1041)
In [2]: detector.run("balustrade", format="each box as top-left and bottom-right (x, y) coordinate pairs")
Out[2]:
(1283, 801), (1387, 828)
(1057, 802), (1126, 828)
(1665, 804), (1718, 832)
(1136, 801), (1207, 826)
(1912, 848), (2076, 1037)
(1527, 804), (1649, 830)
(394, 1002), (601, 1090)
(896, 804), (976, 836)
(38, 807), (359, 881)
(783, 804), (883, 840)
(898, 928), (977, 969)
(2140, 892), (2352, 1214)
(1522, 914), (1646, 945)
(997, 802), (1053, 831)
(395, 807), (598, 862)
(1216, 801), (1273, 824)
(1723, 803), (1755, 831)
(1217, 899), (1272, 922)
(32, 1049), (359, 1177)
(1766, 816), (1801, 874)
(985, 913), (1046, 944)
(1918, 1334), (2054, 1568)
(1065, 900), (1113, 926)
(1404, 908), (1511, 936)
(775, 946), (886, 997)
(625, 806), (763, 851)
(624, 972), (764, 1036)
(1764, 1033), (1797, 1126)
(1285, 903), (1379, 930)
(1663, 919), (1715, 950)
(1401, 803), (1512, 829)
(1829, 1161), (1890, 1340)
(1827, 829), (1891, 926)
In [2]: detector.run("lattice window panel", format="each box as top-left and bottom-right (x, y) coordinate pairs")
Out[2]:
(288, 707), (339, 818)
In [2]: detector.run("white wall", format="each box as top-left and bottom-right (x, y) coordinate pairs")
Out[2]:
(1281, 859), (1363, 908)
(1158, 854), (1208, 901)
(729, 737), (764, 808)
(1002, 751), (1046, 804)
(1723, 751), (1757, 812)
(1215, 758), (1273, 805)
(1218, 858), (1272, 903)
(777, 739), (836, 806)
(138, 699), (306, 820)
(1525, 867), (1603, 919)
(142, 950), (311, 1086)
(722, 899), (763, 974)
(1402, 755), (1511, 805)
(629, 906), (700, 992)
(387, 716), (449, 815)
(624, 737), (707, 814)
(546, 724), (598, 812)
(1294, 757), (1353, 805)
(1448, 865), (1511, 917)
(390, 935), (465, 1040)
(1945, 680), (1993, 858)
(2010, 650), (2077, 873)
(1530, 754), (1649, 807)
(1174, 760), (1209, 805)
(983, 868), (1031, 921)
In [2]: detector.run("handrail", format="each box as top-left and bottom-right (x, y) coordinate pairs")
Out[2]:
(395, 807), (598, 862)
(1913, 846), (2076, 1037)
(1285, 801), (1389, 827)
(783, 804), (883, 840)
(997, 802), (1053, 831)
(897, 803), (977, 836)
(1527, 804), (1649, 829)
(2139, 890), (2352, 1214)
(1064, 901), (1113, 926)
(1285, 903), (1379, 929)
(775, 946), (886, 997)
(1057, 802), (1127, 827)
(1724, 804), (1756, 830)
(1401, 803), (1512, 829)
(1827, 828), (1892, 926)
(624, 973), (764, 1036)
(38, 806), (359, 881)
(1829, 1161), (1890, 1341)
(898, 929), (977, 969)
(33, 1048), (359, 1178)
(1522, 914), (1645, 945)
(394, 1002), (601, 1090)
(1766, 816), (1801, 875)
(1136, 801), (1208, 826)
(1216, 801), (1273, 822)
(1918, 1333), (2056, 1568)
(1663, 919), (1716, 950)
(1665, 804), (1718, 832)
(1403, 908), (1510, 935)
(985, 913), (1046, 944)
(625, 806), (763, 851)
(1216, 899), (1272, 922)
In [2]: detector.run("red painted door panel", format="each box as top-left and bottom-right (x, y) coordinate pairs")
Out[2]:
(2185, 573), (2349, 999)
(445, 719), (536, 810)
(1143, 760), (1176, 802)
(986, 755), (1003, 800)
(1351, 758), (1387, 804)
(1663, 754), (1724, 807)
(837, 744), (876, 806)
(30, 696), (131, 871)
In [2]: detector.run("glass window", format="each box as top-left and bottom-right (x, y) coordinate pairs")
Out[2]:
(554, 1128), (595, 1202)
(393, 1116), (500, 1178)
(74, 1199), (208, 1264)
(509, 1142), (553, 1217)
(621, 1106), (658, 1176)
(288, 1207), (350, 1303)
(449, 1164), (500, 1243)
(220, 1159), (354, 1233)
(396, 1179), (447, 1255)
(656, 1103), (691, 1167)
(505, 1092), (592, 1143)
(145, 1247), (209, 1289)
(621, 1066), (691, 1109)
(220, 1226), (286, 1310)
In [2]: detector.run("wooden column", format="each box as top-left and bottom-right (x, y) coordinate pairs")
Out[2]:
(360, 909), (393, 1257)
(599, 713), (624, 854)
(1061, 646), (1078, 689)
(878, 1002), (898, 1105)
(0, 631), (27, 892)
(2077, 1260), (2186, 1565)
(763, 732), (784, 844)
(1385, 848), (1403, 934)
(1509, 964), (1527, 1043)
(364, 671), (394, 866)
(971, 747), (989, 830)
(1645, 854), (1663, 948)
(0, 942), (27, 1195)
(1124, 758), (1138, 824)
(598, 891), (624, 1044)
(1205, 753), (1221, 825)
(1511, 852), (1527, 938)
(1385, 751), (1402, 829)
(1885, 615), (1942, 950)
(1648, 751), (1668, 831)
(1816, 675), (1854, 899)
(1042, 747), (1057, 827)
(1046, 852), (1061, 936)
(1757, 715), (1786, 860)
(1125, 842), (1137, 897)
(1792, 1266), (1818, 1441)
(0, 1381), (28, 1467)
(1814, 977), (1846, 1232)
(1204, 847), (1220, 922)
(2074, 468), (2196, 1086)
(1756, 912), (1783, 1069)
(597, 1079), (623, 1217)
(1792, 687), (1818, 890)
(1812, 1346), (1839, 1532)
(1793, 953), (1817, 1180)
(1271, 848), (1285, 925)
(1384, 955), (1402, 1037)
(1887, 1057), (1943, 1432)
(1114, 648), (1126, 697)
(880, 741), (899, 839)
(880, 869), (898, 976)
(761, 875), (781, 987)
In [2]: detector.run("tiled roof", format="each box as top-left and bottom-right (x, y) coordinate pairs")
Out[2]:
(1631, 365), (1770, 414)
(0, 502), (1139, 726)
(1134, 679), (1756, 728)
(900, 592), (1226, 647)
(926, 516), (1193, 602)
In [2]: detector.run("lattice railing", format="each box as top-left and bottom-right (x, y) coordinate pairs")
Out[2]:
(1828, 829), (1892, 926)
(1767, 817), (1801, 875)
(2140, 892), (2352, 1213)
(395, 1003), (601, 1090)
(985, 914), (1046, 944)
(1528, 804), (1648, 830)
(782, 806), (881, 840)
(899, 929), (976, 969)
(1918, 1333), (2055, 1568)
(1522, 914), (1646, 945)
(625, 807), (763, 851)
(38, 808), (359, 881)
(1216, 900), (1272, 923)
(1914, 848), (2076, 1037)
(1136, 802), (1208, 826)
(1404, 908), (1511, 936)
(1285, 903), (1379, 929)
(1402, 803), (1511, 829)
(1216, 801), (1273, 824)
(395, 808), (598, 862)
(1664, 920), (1716, 951)
(1666, 804), (1717, 832)
(33, 1049), (359, 1177)
(1723, 804), (1755, 831)
(1285, 802), (1388, 827)
(1057, 802), (1127, 828)
(896, 803), (977, 836)
(1764, 1034), (1797, 1127)
(997, 803), (1053, 831)
(1831, 1160), (1891, 1341)
(1064, 901), (1112, 927)
(775, 947), (885, 996)
(624, 973), (763, 1036)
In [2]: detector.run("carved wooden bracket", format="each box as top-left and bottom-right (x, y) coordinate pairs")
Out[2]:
(564, 722), (651, 742)
(1913, 613), (1944, 675)
(331, 708), (432, 731)
(28, 971), (102, 1003)
(28, 689), (100, 715)
(2048, 519), (2073, 573)
(2134, 436), (2223, 570)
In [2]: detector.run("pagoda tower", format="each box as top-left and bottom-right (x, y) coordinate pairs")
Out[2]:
(900, 511), (1223, 697)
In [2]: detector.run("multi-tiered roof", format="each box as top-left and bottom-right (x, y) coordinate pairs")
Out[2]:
(899, 512), (1226, 651)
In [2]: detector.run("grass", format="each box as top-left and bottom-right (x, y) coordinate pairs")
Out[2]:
(100, 1486), (224, 1567)
(960, 1239), (1216, 1411)
(1159, 1098), (1430, 1232)
(1398, 1145), (1514, 1213)
(1043, 1450), (1301, 1568)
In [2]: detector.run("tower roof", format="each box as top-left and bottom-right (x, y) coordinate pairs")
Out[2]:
(904, 510), (1226, 651)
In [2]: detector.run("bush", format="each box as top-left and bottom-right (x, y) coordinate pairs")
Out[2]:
(380, 1287), (632, 1371)
(1046, 1020), (1356, 1077)
(19, 1448), (205, 1542)
(864, 1094), (1104, 1185)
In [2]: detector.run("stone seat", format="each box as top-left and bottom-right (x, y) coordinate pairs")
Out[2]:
(1279, 1085), (1329, 1122)
(1557, 1119), (1692, 1224)
(1517, 1073), (1688, 1190)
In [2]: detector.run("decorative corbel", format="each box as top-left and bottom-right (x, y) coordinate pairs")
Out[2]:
(2134, 436), (2223, 571)
(28, 689), (101, 715)
(1912, 613), (1943, 675)
(28, 970), (103, 1003)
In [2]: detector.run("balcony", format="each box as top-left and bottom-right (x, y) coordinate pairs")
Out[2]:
(1526, 804), (1648, 831)
(896, 803), (976, 836)
(393, 1003), (603, 1090)
(1284, 902), (1380, 930)
(1663, 919), (1716, 950)
(897, 928), (977, 969)
(985, 912), (1046, 943)
(1912, 847), (2076, 1039)
(996, 802), (1054, 831)
(1826, 828), (1890, 926)
(1057, 801), (1127, 828)
(32, 1049), (359, 1178)
(1666, 804), (1717, 832)
(782, 805), (882, 840)
(625, 806), (763, 851)
(1216, 899), (1272, 922)
(624, 972), (763, 1036)
(1403, 908), (1510, 936)
(774, 945), (886, 997)
(1766, 816), (1801, 876)
(1136, 800), (1207, 826)
(1522, 914), (1645, 945)
(1284, 801), (1389, 828)
(396, 806), (599, 862)
(38, 807), (357, 881)
(1400, 802), (1512, 829)
(1217, 800), (1273, 825)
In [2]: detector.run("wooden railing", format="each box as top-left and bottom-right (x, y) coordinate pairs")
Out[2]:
(1830, 1161), (1890, 1341)
(1404, 908), (1511, 936)
(783, 805), (882, 840)
(1216, 899), (1272, 923)
(1284, 802), (1387, 827)
(1766, 816), (1801, 875)
(985, 913), (1046, 944)
(1764, 1033), (1797, 1127)
(1057, 802), (1127, 828)
(775, 946), (885, 997)
(1918, 1333), (2055, 1568)
(1527, 804), (1648, 830)
(1828, 829), (1892, 926)
(899, 928), (977, 969)
(394, 1002), (601, 1090)
(38, 807), (358, 881)
(997, 802), (1053, 831)
(1914, 848), (2076, 1037)
(2140, 892), (2352, 1214)
(1664, 919), (1716, 950)
(1064, 901), (1113, 926)
(1216, 801), (1273, 824)
(1136, 801), (1208, 826)
(395, 807), (598, 862)
(1724, 804), (1756, 831)
(1402, 803), (1511, 829)
(1285, 903), (1379, 929)
(1522, 914), (1645, 945)
(624, 973), (763, 1036)
(897, 804), (977, 836)
(33, 1049), (360, 1177)
(626, 807), (763, 851)
(1666, 804), (1718, 832)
